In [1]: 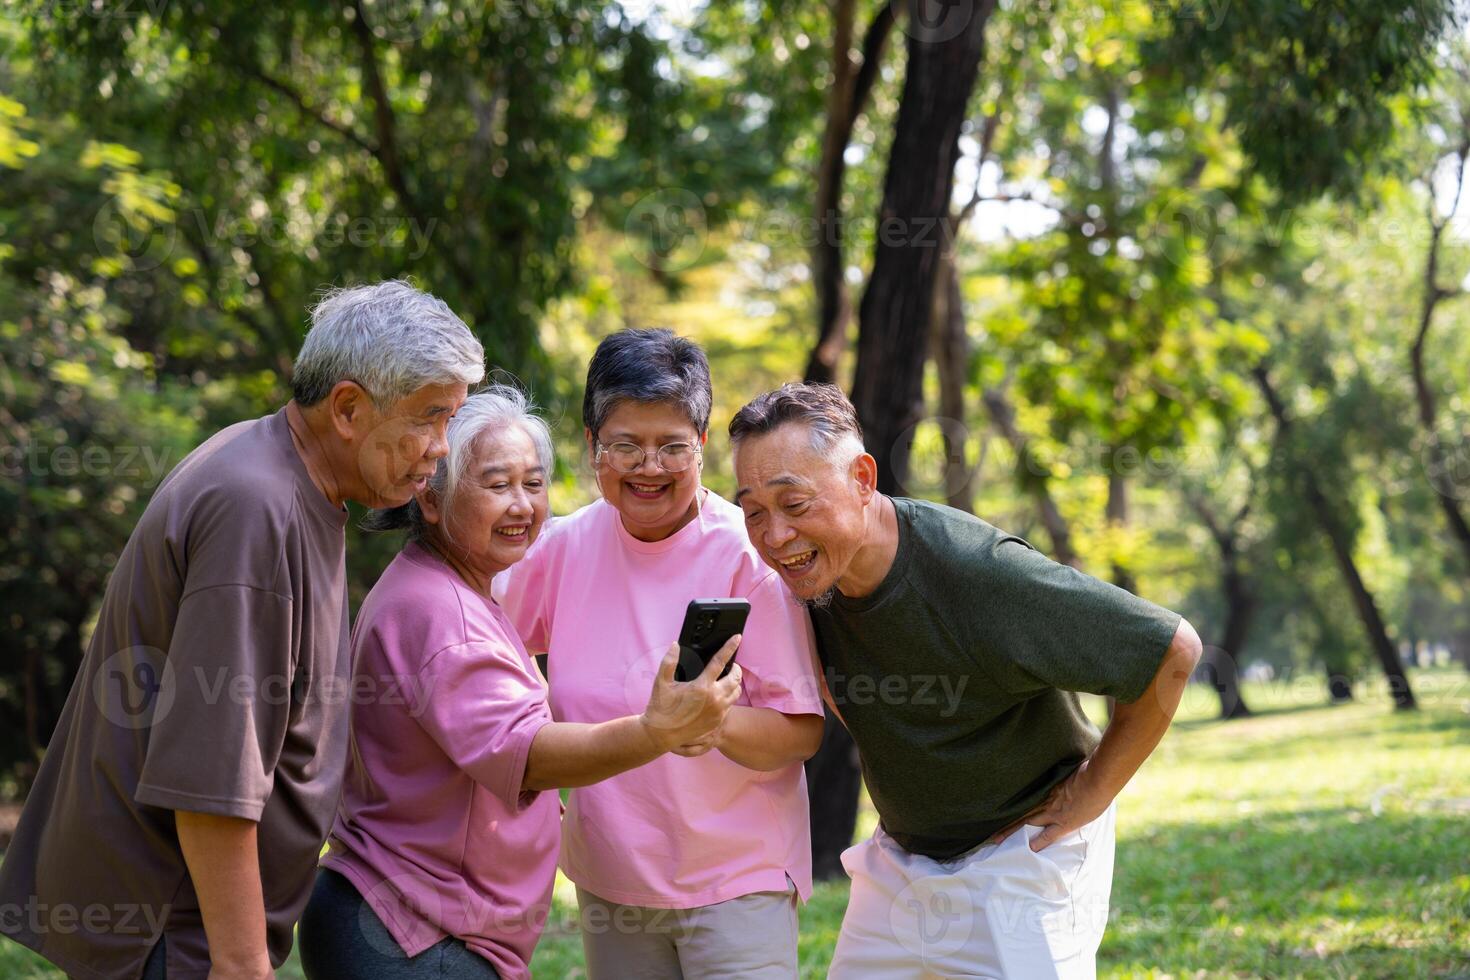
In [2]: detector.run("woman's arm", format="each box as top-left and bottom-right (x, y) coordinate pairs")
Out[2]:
(523, 715), (667, 790)
(522, 637), (744, 790)
(712, 707), (824, 772)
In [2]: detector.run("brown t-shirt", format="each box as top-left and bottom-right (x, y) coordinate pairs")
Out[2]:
(0, 408), (350, 980)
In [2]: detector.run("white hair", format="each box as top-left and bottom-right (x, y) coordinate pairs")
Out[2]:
(361, 384), (554, 541)
(822, 431), (867, 464)
(435, 385), (554, 522)
(291, 279), (485, 408)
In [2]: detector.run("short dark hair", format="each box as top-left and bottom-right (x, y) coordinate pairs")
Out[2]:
(583, 328), (713, 438)
(728, 382), (865, 451)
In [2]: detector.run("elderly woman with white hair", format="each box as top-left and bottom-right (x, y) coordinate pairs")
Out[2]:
(297, 386), (743, 980)
(0, 280), (485, 980)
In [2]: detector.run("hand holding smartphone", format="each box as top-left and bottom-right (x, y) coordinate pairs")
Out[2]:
(674, 598), (750, 683)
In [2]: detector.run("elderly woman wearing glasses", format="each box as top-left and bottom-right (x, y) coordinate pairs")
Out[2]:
(297, 386), (743, 980)
(497, 329), (824, 979)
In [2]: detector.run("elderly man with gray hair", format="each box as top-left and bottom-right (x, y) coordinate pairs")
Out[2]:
(729, 382), (1203, 979)
(0, 280), (484, 980)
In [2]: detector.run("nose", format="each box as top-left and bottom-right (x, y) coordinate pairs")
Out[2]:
(426, 420), (451, 461)
(506, 484), (532, 517)
(764, 513), (798, 551)
(634, 448), (662, 477)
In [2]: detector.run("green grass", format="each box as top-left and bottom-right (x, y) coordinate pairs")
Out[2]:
(4, 669), (1468, 978)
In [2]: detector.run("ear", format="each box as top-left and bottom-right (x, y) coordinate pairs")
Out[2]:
(699, 431), (709, 446)
(326, 380), (373, 441)
(417, 484), (443, 526)
(851, 452), (879, 502)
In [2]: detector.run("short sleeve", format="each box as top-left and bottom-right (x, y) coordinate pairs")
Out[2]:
(495, 530), (555, 655)
(411, 640), (554, 810)
(135, 584), (295, 820)
(978, 538), (1182, 703)
(735, 571), (825, 716)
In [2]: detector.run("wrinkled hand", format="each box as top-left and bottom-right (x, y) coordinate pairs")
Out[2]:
(669, 728), (722, 758)
(641, 636), (743, 753)
(987, 760), (1113, 851)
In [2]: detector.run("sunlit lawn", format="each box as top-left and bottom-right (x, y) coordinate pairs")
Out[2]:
(3, 669), (1468, 978)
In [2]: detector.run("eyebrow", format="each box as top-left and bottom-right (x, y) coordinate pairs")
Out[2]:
(605, 432), (694, 443)
(478, 464), (547, 476)
(734, 475), (805, 503)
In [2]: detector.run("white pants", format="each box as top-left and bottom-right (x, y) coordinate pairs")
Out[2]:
(828, 803), (1116, 979)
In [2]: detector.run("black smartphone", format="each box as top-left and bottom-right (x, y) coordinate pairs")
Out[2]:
(674, 598), (750, 683)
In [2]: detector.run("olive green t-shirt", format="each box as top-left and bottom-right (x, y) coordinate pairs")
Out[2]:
(810, 496), (1181, 859)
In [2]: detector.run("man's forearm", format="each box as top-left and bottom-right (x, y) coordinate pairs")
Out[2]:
(1085, 617), (1203, 798)
(174, 810), (273, 980)
(717, 706), (824, 771)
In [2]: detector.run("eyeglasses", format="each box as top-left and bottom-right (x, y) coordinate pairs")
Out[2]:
(595, 441), (702, 474)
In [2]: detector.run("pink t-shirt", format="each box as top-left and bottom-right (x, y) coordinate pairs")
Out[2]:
(323, 541), (559, 980)
(498, 490), (823, 908)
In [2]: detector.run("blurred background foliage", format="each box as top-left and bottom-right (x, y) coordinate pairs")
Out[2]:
(1, 0), (1468, 818)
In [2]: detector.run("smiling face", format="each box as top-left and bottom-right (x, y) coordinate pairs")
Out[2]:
(421, 423), (549, 579)
(588, 399), (705, 542)
(733, 423), (876, 602)
(348, 381), (469, 508)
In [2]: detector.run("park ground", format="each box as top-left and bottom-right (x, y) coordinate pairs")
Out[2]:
(1, 669), (1467, 978)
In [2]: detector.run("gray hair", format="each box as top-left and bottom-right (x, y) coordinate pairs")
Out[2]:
(292, 280), (486, 408)
(729, 382), (865, 457)
(361, 384), (554, 541)
(582, 328), (712, 439)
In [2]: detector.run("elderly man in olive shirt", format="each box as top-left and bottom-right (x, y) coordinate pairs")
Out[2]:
(0, 281), (484, 980)
(730, 383), (1203, 980)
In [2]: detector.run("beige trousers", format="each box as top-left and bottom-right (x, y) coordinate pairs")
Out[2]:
(574, 880), (799, 980)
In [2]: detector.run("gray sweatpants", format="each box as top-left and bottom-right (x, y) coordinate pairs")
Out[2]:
(575, 881), (799, 980)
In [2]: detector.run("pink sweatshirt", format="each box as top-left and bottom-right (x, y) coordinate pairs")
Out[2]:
(498, 491), (823, 909)
(324, 541), (560, 980)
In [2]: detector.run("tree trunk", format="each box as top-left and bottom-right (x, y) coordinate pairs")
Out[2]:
(981, 386), (1081, 567)
(1326, 669), (1355, 703)
(809, 0), (997, 874)
(930, 252), (974, 512)
(1408, 135), (1470, 572)
(805, 709), (864, 881)
(23, 647), (42, 759)
(851, 0), (997, 494)
(806, 2), (896, 385)
(1106, 465), (1137, 595)
(1208, 571), (1257, 719)
(1188, 493), (1257, 719)
(1253, 363), (1417, 710)
(1197, 646), (1253, 720)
